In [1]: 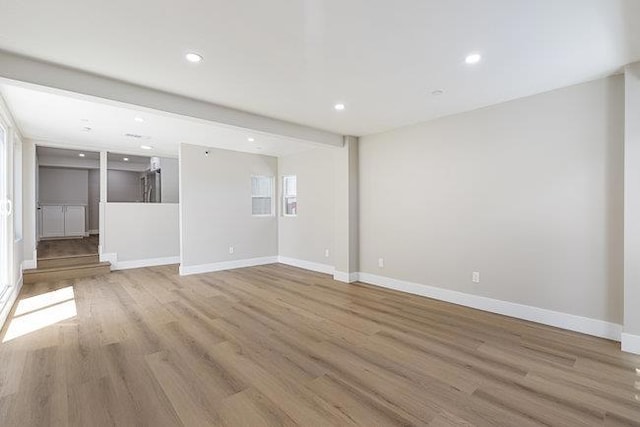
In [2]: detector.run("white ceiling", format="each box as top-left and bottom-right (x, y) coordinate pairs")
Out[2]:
(0, 83), (321, 157)
(0, 0), (638, 136)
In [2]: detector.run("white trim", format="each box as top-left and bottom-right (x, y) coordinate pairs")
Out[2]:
(0, 275), (23, 332)
(113, 256), (179, 271)
(621, 333), (640, 354)
(333, 271), (359, 283)
(88, 229), (99, 235)
(357, 272), (622, 341)
(100, 252), (117, 265)
(21, 259), (36, 270)
(179, 256), (278, 276)
(277, 256), (334, 275)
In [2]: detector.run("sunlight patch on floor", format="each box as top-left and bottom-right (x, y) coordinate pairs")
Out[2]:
(3, 287), (77, 342)
(14, 286), (74, 316)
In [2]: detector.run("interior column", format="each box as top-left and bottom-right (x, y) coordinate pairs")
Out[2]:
(333, 135), (359, 282)
(98, 150), (107, 259)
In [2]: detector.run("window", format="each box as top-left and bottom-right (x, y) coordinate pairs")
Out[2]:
(251, 176), (274, 216)
(283, 175), (297, 216)
(0, 124), (8, 297)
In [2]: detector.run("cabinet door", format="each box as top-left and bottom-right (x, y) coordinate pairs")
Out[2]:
(41, 205), (65, 237)
(64, 206), (86, 237)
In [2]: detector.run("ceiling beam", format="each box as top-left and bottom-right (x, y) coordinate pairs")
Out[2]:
(0, 49), (343, 147)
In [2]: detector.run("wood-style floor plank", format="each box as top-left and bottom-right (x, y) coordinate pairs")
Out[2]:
(1, 263), (639, 426)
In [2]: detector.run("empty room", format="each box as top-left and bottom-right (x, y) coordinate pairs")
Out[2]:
(1, 1), (640, 426)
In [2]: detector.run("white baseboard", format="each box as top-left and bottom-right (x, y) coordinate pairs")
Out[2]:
(179, 256), (278, 276)
(88, 229), (99, 235)
(333, 271), (359, 283)
(113, 256), (180, 271)
(357, 272), (622, 341)
(277, 256), (334, 275)
(621, 333), (640, 354)
(21, 259), (37, 270)
(100, 252), (118, 265)
(0, 275), (23, 332)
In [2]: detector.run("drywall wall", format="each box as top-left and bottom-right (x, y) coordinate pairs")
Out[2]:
(88, 169), (99, 232)
(161, 157), (179, 203)
(359, 76), (624, 324)
(278, 147), (334, 267)
(103, 203), (179, 263)
(624, 63), (640, 339)
(180, 143), (277, 269)
(107, 169), (141, 202)
(333, 136), (359, 281)
(39, 166), (88, 205)
(21, 140), (36, 264)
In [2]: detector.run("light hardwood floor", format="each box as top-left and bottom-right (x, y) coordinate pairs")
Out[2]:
(1, 263), (639, 426)
(37, 236), (99, 259)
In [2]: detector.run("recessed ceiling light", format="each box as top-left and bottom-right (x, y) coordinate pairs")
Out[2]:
(82, 126), (92, 132)
(123, 157), (129, 161)
(465, 53), (482, 65)
(134, 117), (144, 122)
(78, 153), (85, 157)
(256, 146), (263, 150)
(334, 103), (345, 111)
(248, 137), (255, 142)
(140, 145), (153, 150)
(431, 89), (444, 96)
(185, 52), (203, 63)
(80, 118), (89, 122)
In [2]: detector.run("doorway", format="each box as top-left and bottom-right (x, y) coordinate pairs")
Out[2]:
(36, 146), (99, 260)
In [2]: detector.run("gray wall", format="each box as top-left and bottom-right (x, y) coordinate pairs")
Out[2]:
(180, 143), (277, 267)
(278, 148), (334, 266)
(359, 76), (624, 324)
(161, 157), (179, 203)
(107, 169), (142, 202)
(39, 166), (88, 205)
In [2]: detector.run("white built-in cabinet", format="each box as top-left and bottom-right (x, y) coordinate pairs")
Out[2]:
(41, 205), (86, 238)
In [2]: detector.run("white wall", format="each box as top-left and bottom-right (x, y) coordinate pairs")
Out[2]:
(22, 140), (36, 264)
(278, 148), (334, 267)
(359, 76), (624, 324)
(180, 143), (278, 270)
(39, 166), (89, 205)
(624, 63), (640, 341)
(103, 203), (179, 264)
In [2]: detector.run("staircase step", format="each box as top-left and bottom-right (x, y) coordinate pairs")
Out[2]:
(38, 254), (100, 269)
(24, 262), (111, 284)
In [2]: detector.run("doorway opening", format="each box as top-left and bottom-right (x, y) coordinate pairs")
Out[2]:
(35, 146), (100, 263)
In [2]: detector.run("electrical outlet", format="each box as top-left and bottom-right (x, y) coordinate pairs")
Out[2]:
(378, 258), (384, 268)
(324, 249), (330, 258)
(229, 246), (234, 254)
(472, 272), (480, 283)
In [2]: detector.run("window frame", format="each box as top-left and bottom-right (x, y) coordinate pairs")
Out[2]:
(251, 175), (275, 217)
(282, 175), (297, 217)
